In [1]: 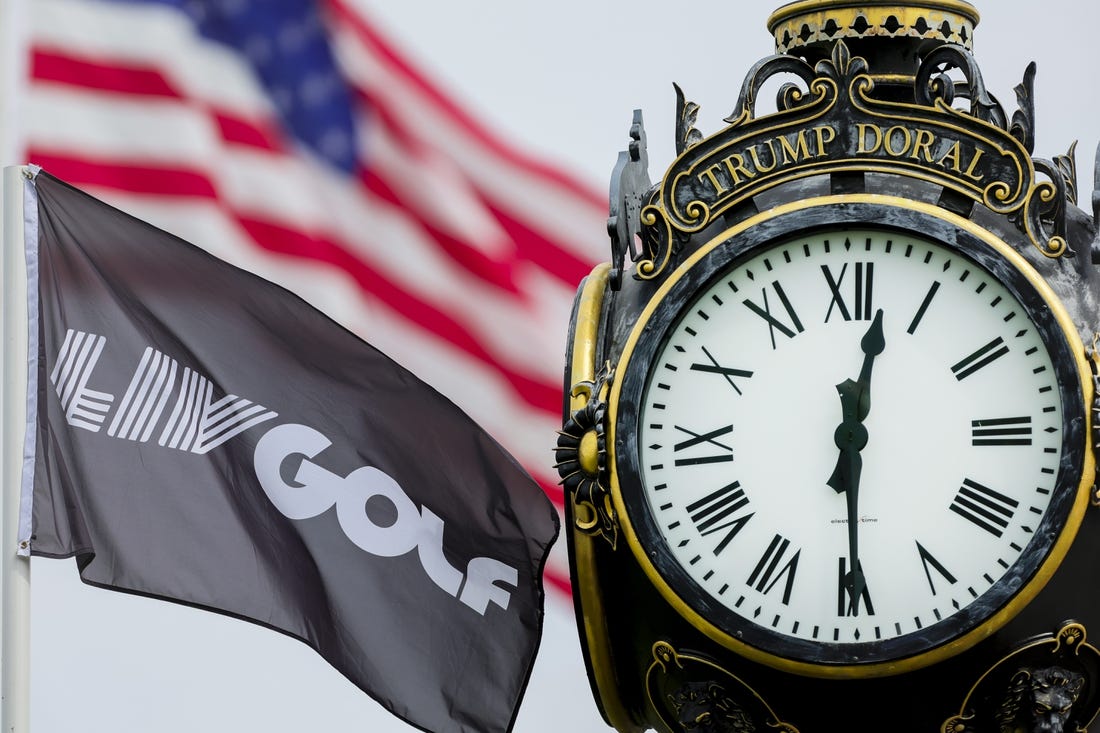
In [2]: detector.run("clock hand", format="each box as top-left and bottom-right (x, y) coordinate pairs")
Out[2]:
(828, 382), (867, 614)
(826, 310), (885, 616)
(855, 309), (885, 420)
(840, 445), (863, 614)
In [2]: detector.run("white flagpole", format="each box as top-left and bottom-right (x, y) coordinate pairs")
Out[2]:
(2, 165), (31, 732)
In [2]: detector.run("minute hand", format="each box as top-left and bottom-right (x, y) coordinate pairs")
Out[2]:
(826, 309), (884, 616)
(827, 309), (885, 492)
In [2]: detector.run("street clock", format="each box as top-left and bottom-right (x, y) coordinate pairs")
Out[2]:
(558, 2), (1100, 731)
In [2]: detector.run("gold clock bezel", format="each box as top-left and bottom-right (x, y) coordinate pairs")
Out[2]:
(608, 194), (1094, 678)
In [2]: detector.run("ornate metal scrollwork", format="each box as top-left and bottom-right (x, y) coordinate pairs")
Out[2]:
(647, 642), (799, 733)
(607, 110), (654, 290)
(615, 34), (1080, 287)
(724, 54), (817, 127)
(555, 363), (617, 548)
(675, 83), (703, 156)
(915, 44), (1008, 131)
(1010, 62), (1038, 155)
(1055, 141), (1078, 207)
(942, 621), (1100, 733)
(913, 51), (1070, 258)
(1025, 158), (1070, 258)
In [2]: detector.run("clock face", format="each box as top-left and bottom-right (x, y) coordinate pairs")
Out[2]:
(613, 214), (1089, 673)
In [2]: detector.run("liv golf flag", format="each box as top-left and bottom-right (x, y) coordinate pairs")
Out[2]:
(18, 168), (560, 733)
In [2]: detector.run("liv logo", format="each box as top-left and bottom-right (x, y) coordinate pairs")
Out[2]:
(48, 328), (517, 614)
(52, 329), (278, 453)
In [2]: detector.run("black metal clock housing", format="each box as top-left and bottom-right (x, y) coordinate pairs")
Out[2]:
(611, 198), (1092, 676)
(559, 4), (1100, 730)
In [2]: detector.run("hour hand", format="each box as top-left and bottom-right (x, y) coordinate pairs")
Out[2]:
(855, 310), (884, 420)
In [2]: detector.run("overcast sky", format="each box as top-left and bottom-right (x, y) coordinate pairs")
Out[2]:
(20, 2), (1100, 732)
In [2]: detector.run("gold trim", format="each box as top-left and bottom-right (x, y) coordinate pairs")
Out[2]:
(566, 262), (640, 732)
(608, 194), (1095, 679)
(649, 40), (1063, 270)
(768, 1), (979, 54)
(570, 263), (609, 411)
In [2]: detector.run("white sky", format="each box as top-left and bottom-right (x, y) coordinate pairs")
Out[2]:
(18, 1), (1100, 732)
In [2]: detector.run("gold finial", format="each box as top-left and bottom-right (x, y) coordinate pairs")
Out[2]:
(768, 1), (979, 56)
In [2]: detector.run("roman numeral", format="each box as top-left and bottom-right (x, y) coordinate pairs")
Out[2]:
(837, 558), (874, 616)
(689, 346), (754, 395)
(916, 541), (957, 595)
(743, 281), (804, 349)
(949, 479), (1018, 538)
(951, 337), (1009, 380)
(907, 281), (940, 334)
(747, 534), (800, 605)
(673, 424), (734, 466)
(686, 481), (753, 556)
(972, 416), (1033, 446)
(822, 262), (874, 321)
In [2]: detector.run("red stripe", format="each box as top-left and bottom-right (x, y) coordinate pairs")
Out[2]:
(490, 203), (600, 287)
(32, 49), (180, 98)
(543, 567), (572, 598)
(360, 95), (598, 287)
(33, 46), (287, 156)
(325, 0), (605, 211)
(29, 153), (217, 198)
(359, 168), (523, 296)
(214, 113), (286, 152)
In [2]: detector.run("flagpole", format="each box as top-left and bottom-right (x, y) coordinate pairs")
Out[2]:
(1, 165), (31, 733)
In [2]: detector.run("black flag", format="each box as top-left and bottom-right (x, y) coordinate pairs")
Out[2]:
(19, 169), (559, 733)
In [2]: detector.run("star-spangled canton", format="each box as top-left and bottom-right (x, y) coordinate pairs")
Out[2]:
(23, 0), (609, 599)
(172, 0), (358, 171)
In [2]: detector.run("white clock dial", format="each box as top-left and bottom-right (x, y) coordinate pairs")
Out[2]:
(613, 216), (1089, 672)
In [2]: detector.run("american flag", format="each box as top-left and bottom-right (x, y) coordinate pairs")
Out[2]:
(20, 0), (607, 599)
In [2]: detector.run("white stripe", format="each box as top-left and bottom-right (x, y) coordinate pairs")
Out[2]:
(160, 368), (198, 450)
(194, 409), (278, 455)
(31, 0), (271, 118)
(28, 88), (223, 165)
(139, 358), (178, 443)
(108, 346), (156, 438)
(61, 333), (104, 416)
(202, 395), (255, 425)
(127, 354), (175, 442)
(49, 328), (76, 385)
(358, 112), (514, 260)
(331, 23), (605, 260)
(201, 399), (264, 439)
(52, 330), (87, 406)
(179, 378), (211, 452)
(72, 396), (112, 414)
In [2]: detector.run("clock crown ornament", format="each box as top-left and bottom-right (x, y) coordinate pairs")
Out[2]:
(562, 2), (1100, 731)
(767, 0), (979, 58)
